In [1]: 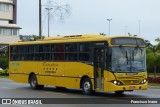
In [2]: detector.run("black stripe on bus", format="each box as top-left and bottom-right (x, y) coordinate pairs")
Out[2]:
(9, 73), (94, 79)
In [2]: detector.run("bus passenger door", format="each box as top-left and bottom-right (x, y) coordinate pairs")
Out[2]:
(94, 47), (105, 90)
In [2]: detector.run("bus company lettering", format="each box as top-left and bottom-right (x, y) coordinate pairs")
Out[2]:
(43, 62), (58, 67)
(11, 62), (20, 67)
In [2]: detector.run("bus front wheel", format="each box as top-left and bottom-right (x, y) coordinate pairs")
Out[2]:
(82, 78), (93, 95)
(29, 74), (44, 90)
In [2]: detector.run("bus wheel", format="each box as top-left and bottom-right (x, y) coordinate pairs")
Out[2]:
(82, 78), (93, 95)
(29, 74), (44, 90)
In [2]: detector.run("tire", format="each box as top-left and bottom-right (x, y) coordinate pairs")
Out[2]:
(29, 74), (44, 90)
(82, 78), (93, 95)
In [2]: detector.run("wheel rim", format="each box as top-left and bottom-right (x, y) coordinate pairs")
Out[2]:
(31, 78), (36, 88)
(84, 82), (90, 92)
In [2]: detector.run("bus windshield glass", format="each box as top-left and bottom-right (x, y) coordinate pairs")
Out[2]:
(110, 46), (146, 72)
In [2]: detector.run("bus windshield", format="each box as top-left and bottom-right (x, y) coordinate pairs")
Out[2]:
(110, 46), (146, 72)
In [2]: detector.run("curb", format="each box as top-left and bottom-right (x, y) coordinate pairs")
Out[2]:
(149, 86), (160, 89)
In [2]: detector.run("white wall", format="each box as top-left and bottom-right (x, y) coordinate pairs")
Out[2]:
(0, 3), (13, 20)
(0, 0), (20, 44)
(0, 35), (19, 43)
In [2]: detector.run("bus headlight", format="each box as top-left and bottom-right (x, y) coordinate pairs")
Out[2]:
(140, 79), (147, 84)
(111, 80), (123, 86)
(113, 80), (117, 84)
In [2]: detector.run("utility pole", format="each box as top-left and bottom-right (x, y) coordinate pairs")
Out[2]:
(45, 7), (53, 37)
(39, 0), (42, 39)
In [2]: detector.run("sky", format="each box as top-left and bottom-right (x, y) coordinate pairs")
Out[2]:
(17, 0), (160, 44)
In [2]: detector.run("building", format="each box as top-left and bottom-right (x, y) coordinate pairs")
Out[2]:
(0, 24), (21, 43)
(0, 0), (21, 44)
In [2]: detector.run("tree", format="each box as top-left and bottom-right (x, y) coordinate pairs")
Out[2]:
(0, 47), (8, 69)
(32, 35), (45, 41)
(146, 39), (160, 75)
(145, 40), (154, 50)
(39, 0), (71, 38)
(155, 37), (160, 53)
(43, 0), (71, 23)
(99, 33), (106, 36)
(155, 37), (160, 43)
(156, 44), (160, 53)
(41, 0), (71, 37)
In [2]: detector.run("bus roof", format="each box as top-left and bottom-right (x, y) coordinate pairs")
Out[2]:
(9, 34), (144, 46)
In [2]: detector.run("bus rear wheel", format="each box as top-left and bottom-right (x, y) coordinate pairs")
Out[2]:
(82, 78), (93, 95)
(29, 74), (44, 90)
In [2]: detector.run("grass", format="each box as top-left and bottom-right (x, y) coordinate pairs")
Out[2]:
(0, 76), (9, 78)
(149, 83), (160, 86)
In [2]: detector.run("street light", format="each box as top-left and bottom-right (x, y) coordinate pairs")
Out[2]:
(107, 19), (112, 36)
(39, 0), (42, 39)
(125, 25), (127, 36)
(45, 7), (53, 37)
(138, 20), (141, 36)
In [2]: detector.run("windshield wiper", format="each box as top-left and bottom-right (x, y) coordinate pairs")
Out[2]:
(134, 45), (142, 55)
(119, 45), (126, 57)
(126, 51), (129, 65)
(119, 45), (129, 65)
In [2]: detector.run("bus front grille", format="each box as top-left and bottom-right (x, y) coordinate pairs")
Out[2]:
(120, 80), (141, 85)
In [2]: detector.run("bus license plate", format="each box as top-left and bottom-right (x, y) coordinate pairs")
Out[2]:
(129, 86), (135, 89)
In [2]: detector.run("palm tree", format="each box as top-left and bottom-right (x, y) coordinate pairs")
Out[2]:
(155, 38), (160, 53)
(99, 33), (106, 36)
(155, 38), (160, 43)
(145, 40), (154, 49)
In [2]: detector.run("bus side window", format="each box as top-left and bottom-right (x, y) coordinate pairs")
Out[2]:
(43, 45), (51, 52)
(51, 45), (56, 52)
(55, 44), (64, 60)
(11, 46), (17, 53)
(10, 46), (18, 61)
(65, 43), (78, 61)
(79, 43), (90, 61)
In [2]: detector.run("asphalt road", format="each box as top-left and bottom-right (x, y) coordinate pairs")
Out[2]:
(0, 78), (160, 107)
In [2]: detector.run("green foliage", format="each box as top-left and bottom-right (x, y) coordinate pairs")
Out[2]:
(146, 38), (160, 73)
(32, 35), (45, 41)
(156, 44), (160, 53)
(99, 33), (106, 36)
(155, 37), (160, 53)
(0, 55), (8, 69)
(0, 69), (9, 76)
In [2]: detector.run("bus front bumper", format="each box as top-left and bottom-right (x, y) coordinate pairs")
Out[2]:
(107, 82), (148, 92)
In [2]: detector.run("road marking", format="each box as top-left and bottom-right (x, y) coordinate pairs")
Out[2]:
(45, 91), (67, 95)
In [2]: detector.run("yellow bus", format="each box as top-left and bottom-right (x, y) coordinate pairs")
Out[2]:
(9, 34), (148, 95)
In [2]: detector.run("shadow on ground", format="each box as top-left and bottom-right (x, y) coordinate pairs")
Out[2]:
(17, 85), (147, 98)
